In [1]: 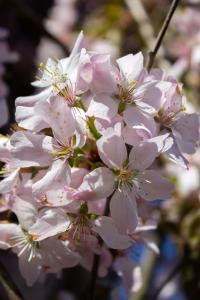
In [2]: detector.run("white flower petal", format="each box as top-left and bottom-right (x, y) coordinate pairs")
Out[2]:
(137, 170), (174, 200)
(97, 128), (127, 168)
(94, 216), (132, 249)
(78, 167), (115, 201)
(117, 52), (143, 81)
(110, 191), (138, 234)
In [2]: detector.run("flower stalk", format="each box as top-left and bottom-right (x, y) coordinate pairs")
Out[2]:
(146, 0), (181, 71)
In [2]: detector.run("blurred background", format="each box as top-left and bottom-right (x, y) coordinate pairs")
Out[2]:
(0, 0), (200, 299)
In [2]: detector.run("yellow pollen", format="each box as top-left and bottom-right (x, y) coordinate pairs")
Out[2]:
(157, 106), (186, 126)
(117, 80), (137, 104)
(30, 234), (40, 241)
(40, 195), (48, 205)
(119, 168), (132, 181)
(52, 146), (74, 158)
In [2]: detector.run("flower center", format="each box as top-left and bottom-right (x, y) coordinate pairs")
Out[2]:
(55, 80), (77, 107)
(52, 145), (74, 159)
(64, 203), (97, 244)
(11, 230), (40, 262)
(0, 166), (8, 177)
(0, 196), (6, 205)
(38, 61), (67, 85)
(155, 106), (186, 126)
(117, 80), (137, 105)
(114, 168), (138, 192)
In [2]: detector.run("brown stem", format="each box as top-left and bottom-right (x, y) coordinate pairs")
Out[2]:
(0, 260), (24, 300)
(146, 0), (181, 71)
(89, 251), (102, 300)
(89, 191), (115, 300)
(150, 262), (182, 300)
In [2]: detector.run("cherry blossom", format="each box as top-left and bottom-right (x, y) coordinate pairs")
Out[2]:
(0, 31), (199, 289)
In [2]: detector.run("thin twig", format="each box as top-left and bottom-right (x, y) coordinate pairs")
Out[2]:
(5, 0), (69, 55)
(89, 191), (115, 300)
(146, 0), (181, 71)
(150, 262), (182, 300)
(89, 251), (102, 300)
(0, 260), (24, 300)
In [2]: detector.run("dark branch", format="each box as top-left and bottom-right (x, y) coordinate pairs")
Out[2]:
(89, 251), (102, 300)
(150, 262), (182, 300)
(0, 260), (24, 300)
(146, 0), (181, 71)
(89, 191), (115, 300)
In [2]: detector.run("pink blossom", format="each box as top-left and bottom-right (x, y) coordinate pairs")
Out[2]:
(0, 198), (80, 286)
(15, 32), (85, 132)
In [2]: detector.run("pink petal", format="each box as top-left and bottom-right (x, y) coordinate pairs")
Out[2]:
(29, 208), (69, 241)
(140, 81), (173, 112)
(94, 216), (132, 249)
(33, 159), (71, 198)
(137, 170), (174, 200)
(16, 106), (48, 132)
(172, 113), (199, 154)
(40, 239), (80, 270)
(0, 136), (12, 162)
(97, 128), (127, 168)
(62, 31), (86, 75)
(15, 89), (51, 131)
(15, 88), (50, 107)
(70, 168), (89, 188)
(114, 256), (141, 292)
(117, 52), (143, 81)
(0, 223), (21, 249)
(163, 84), (183, 116)
(86, 94), (118, 121)
(124, 106), (157, 137)
(13, 196), (37, 230)
(44, 188), (75, 206)
(135, 99), (156, 115)
(78, 167), (115, 201)
(147, 133), (174, 153)
(110, 191), (138, 234)
(11, 132), (53, 167)
(128, 141), (158, 171)
(18, 252), (41, 286)
(0, 168), (19, 193)
(90, 53), (117, 94)
(77, 49), (92, 92)
(123, 126), (143, 146)
(166, 142), (188, 168)
(35, 96), (76, 143)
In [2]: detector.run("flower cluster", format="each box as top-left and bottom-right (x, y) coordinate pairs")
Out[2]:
(0, 32), (199, 288)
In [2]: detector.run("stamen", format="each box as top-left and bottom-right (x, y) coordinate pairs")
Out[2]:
(115, 168), (134, 192)
(113, 166), (139, 194)
(66, 203), (94, 244)
(36, 59), (68, 87)
(117, 80), (139, 105)
(52, 144), (74, 160)
(40, 195), (48, 205)
(156, 106), (186, 126)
